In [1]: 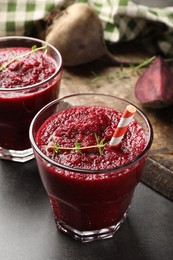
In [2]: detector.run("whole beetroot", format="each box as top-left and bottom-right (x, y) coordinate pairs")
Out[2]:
(45, 3), (121, 66)
(135, 56), (173, 108)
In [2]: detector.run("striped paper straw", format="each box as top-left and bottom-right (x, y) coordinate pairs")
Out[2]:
(110, 105), (136, 147)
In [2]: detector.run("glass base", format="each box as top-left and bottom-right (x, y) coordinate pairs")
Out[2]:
(55, 209), (129, 243)
(0, 147), (34, 162)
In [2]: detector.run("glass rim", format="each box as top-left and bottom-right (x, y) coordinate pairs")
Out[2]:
(0, 36), (62, 91)
(29, 93), (153, 174)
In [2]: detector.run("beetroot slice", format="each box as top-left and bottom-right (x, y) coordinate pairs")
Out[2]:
(135, 56), (173, 108)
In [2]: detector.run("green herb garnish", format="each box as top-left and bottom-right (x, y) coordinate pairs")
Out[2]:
(131, 56), (156, 75)
(48, 133), (108, 157)
(0, 44), (48, 71)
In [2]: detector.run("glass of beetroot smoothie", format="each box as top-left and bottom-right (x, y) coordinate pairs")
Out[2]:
(0, 36), (62, 162)
(29, 93), (153, 242)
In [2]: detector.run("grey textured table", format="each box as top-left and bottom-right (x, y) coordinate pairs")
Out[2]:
(0, 159), (173, 260)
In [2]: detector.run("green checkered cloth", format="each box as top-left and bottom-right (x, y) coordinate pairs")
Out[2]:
(1, 0), (173, 57)
(78, 0), (173, 57)
(0, 0), (65, 37)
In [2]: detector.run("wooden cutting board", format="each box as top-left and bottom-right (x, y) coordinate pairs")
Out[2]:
(59, 47), (173, 201)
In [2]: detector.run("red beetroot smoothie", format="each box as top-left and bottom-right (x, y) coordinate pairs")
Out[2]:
(35, 106), (147, 231)
(0, 47), (61, 150)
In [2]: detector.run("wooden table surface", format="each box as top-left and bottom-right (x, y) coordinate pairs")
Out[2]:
(59, 47), (173, 201)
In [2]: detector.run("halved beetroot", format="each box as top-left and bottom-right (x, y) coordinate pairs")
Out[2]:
(135, 56), (173, 108)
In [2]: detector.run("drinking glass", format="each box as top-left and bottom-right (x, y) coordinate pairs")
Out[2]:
(0, 36), (62, 162)
(29, 93), (153, 242)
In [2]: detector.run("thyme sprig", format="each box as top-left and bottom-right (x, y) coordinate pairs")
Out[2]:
(131, 56), (156, 75)
(0, 44), (47, 71)
(48, 134), (108, 157)
(89, 56), (155, 83)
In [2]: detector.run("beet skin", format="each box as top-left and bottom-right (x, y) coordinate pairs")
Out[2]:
(135, 56), (173, 108)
